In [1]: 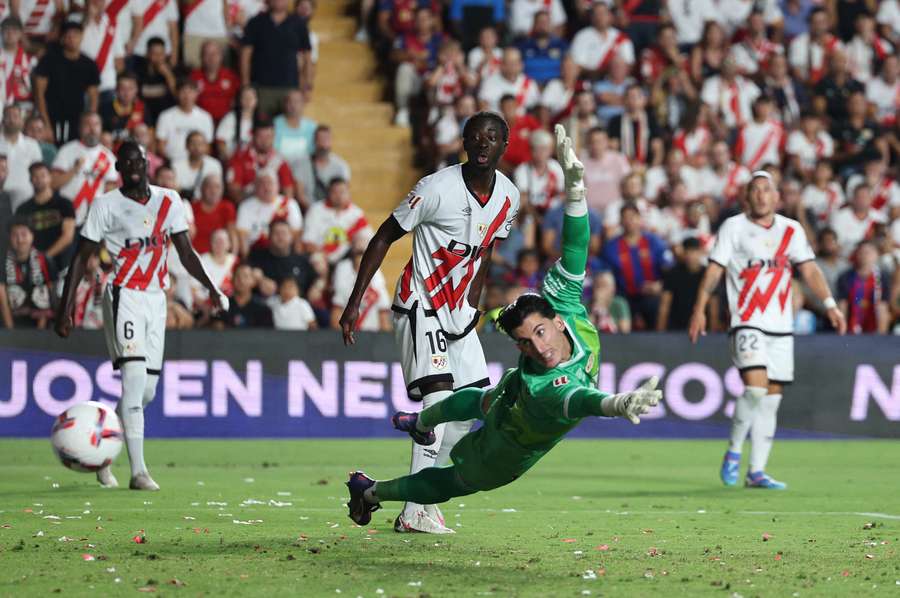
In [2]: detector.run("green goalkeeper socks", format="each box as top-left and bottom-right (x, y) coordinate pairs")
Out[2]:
(418, 388), (485, 429)
(374, 466), (474, 504)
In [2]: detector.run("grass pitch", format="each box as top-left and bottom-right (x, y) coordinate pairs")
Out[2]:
(0, 439), (898, 597)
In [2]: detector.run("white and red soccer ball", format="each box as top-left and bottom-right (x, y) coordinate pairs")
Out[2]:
(50, 402), (123, 472)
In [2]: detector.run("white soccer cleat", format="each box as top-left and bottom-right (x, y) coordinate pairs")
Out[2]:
(424, 503), (446, 527)
(96, 466), (118, 489)
(129, 472), (160, 491)
(394, 510), (455, 534)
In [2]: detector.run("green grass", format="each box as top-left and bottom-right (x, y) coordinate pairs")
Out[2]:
(0, 439), (898, 597)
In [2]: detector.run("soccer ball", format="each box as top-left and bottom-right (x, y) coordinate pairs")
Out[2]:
(50, 401), (123, 472)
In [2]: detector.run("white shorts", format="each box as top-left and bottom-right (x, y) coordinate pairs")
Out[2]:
(392, 298), (489, 400)
(729, 327), (794, 384)
(102, 285), (167, 374)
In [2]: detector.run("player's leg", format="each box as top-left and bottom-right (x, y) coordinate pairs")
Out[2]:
(392, 387), (487, 442)
(96, 286), (121, 488)
(724, 328), (768, 486)
(746, 335), (792, 490)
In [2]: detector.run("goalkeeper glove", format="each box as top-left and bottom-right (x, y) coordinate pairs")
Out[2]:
(603, 376), (662, 425)
(554, 123), (585, 204)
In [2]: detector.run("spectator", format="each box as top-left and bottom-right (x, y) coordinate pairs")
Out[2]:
(700, 55), (760, 131)
(134, 37), (176, 126)
(236, 170), (303, 257)
(541, 55), (588, 122)
(786, 112), (834, 182)
(701, 140), (751, 206)
(517, 10), (568, 86)
(830, 91), (884, 175)
(14, 162), (75, 270)
(129, 0), (180, 62)
(0, 156), (11, 259)
(296, 0), (320, 82)
(216, 85), (258, 160)
(607, 84), (662, 167)
(1, 17), (35, 106)
(600, 202), (673, 329)
(672, 102), (714, 166)
(467, 25), (501, 85)
(878, 0), (900, 46)
(668, 0), (718, 47)
(99, 73), (146, 144)
(181, 1), (228, 70)
(644, 147), (697, 202)
(227, 116), (298, 202)
(0, 218), (57, 329)
(331, 245), (391, 332)
(309, 124), (351, 204)
(689, 21), (728, 84)
(791, 278), (817, 334)
(191, 174), (237, 255)
(172, 131), (223, 199)
(807, 227), (847, 308)
(555, 90), (598, 155)
(478, 47), (540, 114)
(155, 78), (214, 162)
(838, 240), (891, 333)
(801, 160), (844, 225)
(72, 252), (107, 329)
(0, 104), (42, 209)
(582, 126), (631, 216)
(734, 96), (785, 172)
(782, 0), (815, 41)
(657, 237), (709, 331)
(813, 50), (863, 123)
(248, 218), (316, 297)
(81, 0), (125, 101)
(829, 183), (886, 257)
(426, 38), (475, 113)
(24, 115), (56, 165)
(866, 55), (900, 127)
(51, 112), (118, 226)
(509, 0), (566, 40)
(502, 247), (542, 289)
(241, 0), (313, 117)
(788, 7), (842, 85)
(302, 178), (372, 265)
(33, 20), (100, 144)
(602, 171), (664, 238)
(190, 40), (240, 123)
(433, 93), (475, 168)
(589, 270), (631, 334)
(498, 93), (540, 172)
(376, 0), (440, 47)
(729, 8), (782, 78)
(570, 2), (635, 78)
(640, 24), (687, 83)
(448, 0), (504, 51)
(594, 56), (634, 125)
(267, 276), (316, 330)
(132, 122), (164, 178)
(845, 12), (892, 84)
(217, 263), (274, 328)
(274, 89), (317, 164)
(657, 180), (711, 246)
(515, 129), (564, 215)
(195, 228), (237, 305)
(541, 201), (603, 265)
(19, 0), (66, 50)
(392, 6), (444, 127)
(762, 53), (807, 127)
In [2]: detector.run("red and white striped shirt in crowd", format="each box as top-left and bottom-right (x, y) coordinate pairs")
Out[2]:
(846, 34), (894, 83)
(52, 140), (120, 225)
(20, 0), (64, 37)
(802, 181), (844, 223)
(734, 119), (785, 171)
(865, 74), (900, 126)
(846, 174), (900, 219)
(785, 129), (834, 173)
(467, 46), (501, 82)
(730, 37), (782, 76)
(701, 162), (751, 204)
(639, 46), (685, 81)
(788, 32), (843, 84)
(0, 44), (35, 104)
(478, 72), (540, 114)
(81, 12), (125, 93)
(433, 62), (464, 107)
(570, 26), (635, 72)
(672, 126), (712, 160)
(700, 75), (760, 129)
(301, 201), (373, 264)
(829, 206), (886, 257)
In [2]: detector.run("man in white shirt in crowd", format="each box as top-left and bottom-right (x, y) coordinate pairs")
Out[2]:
(236, 169), (303, 257)
(865, 54), (900, 127)
(0, 103), (42, 209)
(80, 0), (126, 99)
(128, 0), (179, 62)
(701, 56), (760, 132)
(181, 0), (228, 69)
(477, 47), (539, 114)
(155, 78), (214, 162)
(734, 96), (785, 172)
(581, 126), (630, 216)
(666, 0), (716, 46)
(514, 128), (564, 214)
(302, 177), (373, 265)
(171, 130), (223, 199)
(570, 2), (635, 77)
(829, 184), (886, 258)
(788, 7), (842, 85)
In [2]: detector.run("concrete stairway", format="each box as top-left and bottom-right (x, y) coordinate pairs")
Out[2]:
(305, 0), (417, 290)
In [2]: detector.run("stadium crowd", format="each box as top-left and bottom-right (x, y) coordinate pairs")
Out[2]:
(1, 0), (899, 335)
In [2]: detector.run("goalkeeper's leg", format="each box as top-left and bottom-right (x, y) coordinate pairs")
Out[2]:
(370, 466), (476, 505)
(392, 387), (486, 442)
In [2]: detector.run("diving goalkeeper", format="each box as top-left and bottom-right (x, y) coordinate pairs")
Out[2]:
(345, 125), (662, 526)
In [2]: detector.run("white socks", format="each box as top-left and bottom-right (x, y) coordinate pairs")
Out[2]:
(729, 386), (767, 453)
(749, 394), (781, 473)
(435, 419), (472, 467)
(401, 389), (451, 519)
(118, 362), (148, 477)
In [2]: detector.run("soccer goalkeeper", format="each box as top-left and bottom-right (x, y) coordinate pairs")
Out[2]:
(345, 125), (662, 526)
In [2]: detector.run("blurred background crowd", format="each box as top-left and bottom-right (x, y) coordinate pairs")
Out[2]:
(1, 0), (898, 335)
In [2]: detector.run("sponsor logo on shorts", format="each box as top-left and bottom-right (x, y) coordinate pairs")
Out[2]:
(552, 375), (568, 387)
(431, 354), (447, 370)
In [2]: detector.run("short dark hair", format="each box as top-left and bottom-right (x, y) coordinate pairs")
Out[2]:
(185, 130), (205, 148)
(147, 36), (165, 49)
(496, 293), (556, 339)
(682, 237), (702, 251)
(9, 215), (32, 233)
(28, 161), (48, 175)
(462, 110), (509, 143)
(328, 177), (347, 190)
(620, 201), (640, 218)
(116, 71), (138, 85)
(817, 227), (837, 243)
(176, 77), (198, 92)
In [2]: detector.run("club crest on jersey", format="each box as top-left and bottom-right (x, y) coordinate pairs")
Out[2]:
(408, 195), (423, 209)
(477, 223), (487, 238)
(552, 375), (569, 387)
(143, 216), (152, 228)
(431, 354), (447, 370)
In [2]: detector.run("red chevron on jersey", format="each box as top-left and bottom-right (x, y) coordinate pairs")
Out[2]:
(738, 226), (794, 322)
(114, 195), (173, 290)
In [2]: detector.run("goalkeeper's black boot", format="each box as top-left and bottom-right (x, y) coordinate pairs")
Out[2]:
(346, 471), (380, 525)
(391, 411), (436, 446)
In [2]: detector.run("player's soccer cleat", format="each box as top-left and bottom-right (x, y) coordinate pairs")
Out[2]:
(346, 471), (380, 526)
(96, 465), (119, 488)
(720, 450), (741, 486)
(394, 510), (455, 534)
(391, 412), (436, 445)
(129, 472), (160, 491)
(745, 471), (787, 490)
(424, 503), (446, 527)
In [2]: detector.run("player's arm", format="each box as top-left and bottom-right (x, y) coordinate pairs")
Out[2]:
(467, 243), (494, 309)
(563, 376), (661, 424)
(0, 284), (13, 329)
(656, 289), (672, 332)
(555, 124), (588, 279)
(797, 260), (846, 334)
(54, 236), (101, 338)
(688, 261), (724, 343)
(171, 231), (228, 313)
(338, 215), (406, 345)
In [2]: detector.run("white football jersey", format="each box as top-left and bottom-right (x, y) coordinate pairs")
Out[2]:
(81, 185), (189, 293)
(236, 195), (303, 249)
(52, 141), (119, 225)
(709, 213), (815, 334)
(392, 164), (520, 336)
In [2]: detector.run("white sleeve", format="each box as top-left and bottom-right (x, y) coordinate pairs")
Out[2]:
(551, 0), (566, 27)
(785, 131), (802, 155)
(167, 191), (190, 234)
(700, 79), (717, 108)
(299, 298), (315, 325)
(103, 151), (119, 183)
(165, 0), (178, 21)
(495, 186), (520, 241)
(287, 200), (303, 231)
(155, 111), (172, 140)
(331, 261), (352, 306)
(80, 196), (110, 242)
(300, 204), (321, 244)
(788, 38), (804, 69)
(619, 39), (636, 65)
(570, 30), (591, 69)
(215, 113), (234, 142)
(763, 0), (782, 23)
(391, 177), (440, 232)
(708, 218), (734, 267)
(788, 222), (815, 264)
(51, 144), (73, 171)
(513, 164), (530, 192)
(549, 160), (565, 193)
(202, 112), (214, 141)
(236, 202), (252, 232)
